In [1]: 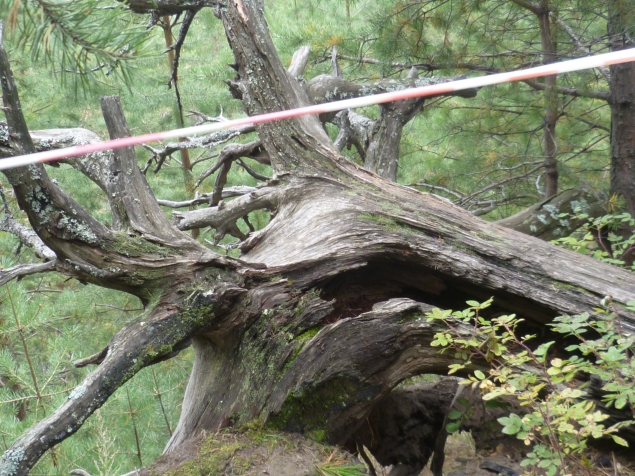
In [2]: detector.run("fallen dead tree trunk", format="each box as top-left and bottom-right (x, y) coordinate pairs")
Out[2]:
(497, 188), (609, 241)
(1, 4), (635, 476)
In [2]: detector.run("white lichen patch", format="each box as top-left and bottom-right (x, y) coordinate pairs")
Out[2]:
(0, 123), (9, 142)
(57, 215), (98, 243)
(28, 186), (54, 225)
(27, 164), (41, 180)
(0, 447), (26, 476)
(570, 199), (590, 214)
(543, 204), (560, 220)
(68, 385), (87, 400)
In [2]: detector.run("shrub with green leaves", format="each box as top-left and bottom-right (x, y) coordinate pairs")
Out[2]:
(426, 298), (635, 476)
(552, 211), (635, 270)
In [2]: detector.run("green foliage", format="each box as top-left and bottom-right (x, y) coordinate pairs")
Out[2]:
(553, 211), (635, 271)
(1, 0), (152, 91)
(0, 269), (191, 475)
(427, 298), (635, 476)
(445, 396), (473, 433)
(316, 463), (367, 476)
(294, 0), (614, 216)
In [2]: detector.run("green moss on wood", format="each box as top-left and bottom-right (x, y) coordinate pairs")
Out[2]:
(267, 376), (358, 440)
(358, 213), (417, 234)
(164, 438), (244, 476)
(107, 232), (172, 257)
(551, 281), (588, 294)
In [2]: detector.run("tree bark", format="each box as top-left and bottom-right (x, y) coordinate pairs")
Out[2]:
(608, 0), (635, 217)
(538, 1), (559, 198)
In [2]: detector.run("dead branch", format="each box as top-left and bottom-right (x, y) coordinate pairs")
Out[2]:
(456, 163), (545, 206)
(288, 45), (311, 78)
(142, 124), (257, 174)
(409, 182), (464, 200)
(186, 108), (227, 125)
(194, 140), (268, 189)
(0, 186), (56, 261)
(554, 16), (611, 82)
(173, 185), (280, 243)
(471, 194), (534, 216)
(157, 186), (256, 208)
(166, 10), (197, 89)
(333, 53), (610, 101)
(236, 159), (270, 181)
(100, 96), (190, 243)
(0, 282), (246, 475)
(0, 30), (112, 267)
(0, 261), (57, 287)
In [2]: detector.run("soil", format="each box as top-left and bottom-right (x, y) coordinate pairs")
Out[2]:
(127, 428), (635, 476)
(135, 428), (368, 476)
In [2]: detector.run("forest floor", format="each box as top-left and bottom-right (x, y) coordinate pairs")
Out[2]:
(136, 428), (368, 476)
(130, 418), (632, 476)
(369, 430), (634, 476)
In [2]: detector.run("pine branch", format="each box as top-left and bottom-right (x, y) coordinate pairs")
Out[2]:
(5, 0), (151, 88)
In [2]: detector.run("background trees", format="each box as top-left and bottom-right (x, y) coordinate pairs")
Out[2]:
(329, 0), (629, 213)
(0, 1), (633, 475)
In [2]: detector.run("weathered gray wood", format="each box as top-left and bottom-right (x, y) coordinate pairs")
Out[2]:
(497, 188), (608, 240)
(0, 261), (56, 287)
(304, 72), (477, 181)
(288, 45), (311, 78)
(305, 74), (477, 106)
(100, 96), (189, 241)
(164, 296), (479, 451)
(27, 127), (113, 192)
(157, 186), (256, 208)
(2, 4), (635, 475)
(0, 22), (112, 270)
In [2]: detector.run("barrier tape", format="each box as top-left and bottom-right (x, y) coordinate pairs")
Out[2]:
(2, 47), (635, 171)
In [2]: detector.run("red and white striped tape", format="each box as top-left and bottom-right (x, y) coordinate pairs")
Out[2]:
(3, 47), (635, 171)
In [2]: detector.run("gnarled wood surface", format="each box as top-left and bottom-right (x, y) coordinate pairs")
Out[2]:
(0, 3), (634, 475)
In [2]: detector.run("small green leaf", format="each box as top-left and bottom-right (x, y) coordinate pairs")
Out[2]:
(446, 422), (460, 433)
(611, 435), (629, 447)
